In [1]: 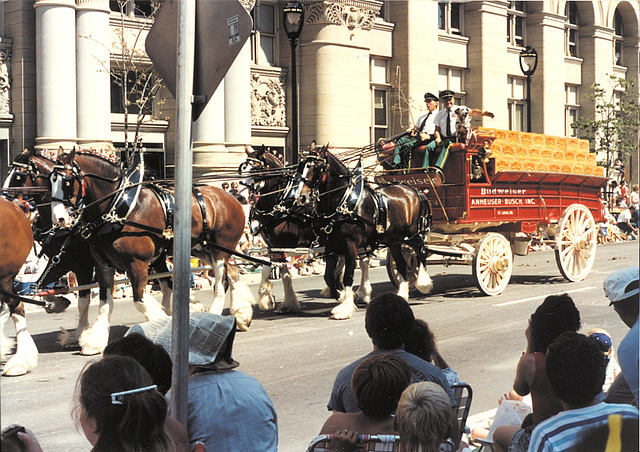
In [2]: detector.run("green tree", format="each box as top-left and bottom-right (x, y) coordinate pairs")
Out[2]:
(572, 74), (639, 179)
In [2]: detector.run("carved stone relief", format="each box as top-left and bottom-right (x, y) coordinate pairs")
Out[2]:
(239, 0), (256, 12)
(0, 49), (11, 115)
(250, 73), (286, 127)
(306, 0), (381, 31)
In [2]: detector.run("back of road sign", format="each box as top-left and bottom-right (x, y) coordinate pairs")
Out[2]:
(146, 0), (252, 119)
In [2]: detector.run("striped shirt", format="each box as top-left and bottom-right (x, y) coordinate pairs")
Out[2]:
(527, 402), (639, 452)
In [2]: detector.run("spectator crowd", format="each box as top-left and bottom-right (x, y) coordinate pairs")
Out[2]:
(3, 267), (638, 452)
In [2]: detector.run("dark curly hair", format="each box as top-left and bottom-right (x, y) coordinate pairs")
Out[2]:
(529, 294), (581, 353)
(351, 353), (412, 420)
(404, 319), (436, 363)
(546, 332), (606, 406)
(365, 293), (415, 350)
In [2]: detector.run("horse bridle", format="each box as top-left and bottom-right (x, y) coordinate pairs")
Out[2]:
(50, 161), (84, 209)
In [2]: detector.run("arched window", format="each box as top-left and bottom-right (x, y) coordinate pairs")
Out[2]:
(613, 9), (624, 65)
(565, 2), (579, 57)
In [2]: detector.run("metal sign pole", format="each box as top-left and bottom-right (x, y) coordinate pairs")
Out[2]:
(170, 0), (196, 428)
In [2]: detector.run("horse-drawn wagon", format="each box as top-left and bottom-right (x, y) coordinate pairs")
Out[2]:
(373, 129), (607, 296)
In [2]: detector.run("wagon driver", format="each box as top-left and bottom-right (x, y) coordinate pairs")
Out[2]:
(392, 92), (440, 167)
(423, 90), (494, 169)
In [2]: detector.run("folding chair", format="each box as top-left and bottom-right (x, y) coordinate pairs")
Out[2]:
(451, 382), (473, 435)
(306, 434), (455, 452)
(306, 434), (400, 452)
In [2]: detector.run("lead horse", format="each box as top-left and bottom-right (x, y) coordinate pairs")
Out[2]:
(0, 197), (38, 375)
(50, 149), (255, 338)
(291, 145), (433, 319)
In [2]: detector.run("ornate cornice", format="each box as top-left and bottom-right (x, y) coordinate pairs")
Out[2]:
(250, 71), (286, 128)
(239, 0), (256, 12)
(305, 0), (382, 31)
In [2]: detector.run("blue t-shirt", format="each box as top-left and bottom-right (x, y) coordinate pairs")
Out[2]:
(327, 349), (456, 413)
(169, 369), (278, 452)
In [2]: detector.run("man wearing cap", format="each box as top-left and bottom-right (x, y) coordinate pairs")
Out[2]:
(128, 312), (279, 452)
(389, 92), (440, 168)
(423, 90), (494, 169)
(604, 266), (639, 406)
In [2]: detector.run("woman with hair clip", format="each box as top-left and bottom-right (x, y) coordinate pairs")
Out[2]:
(10, 355), (189, 452)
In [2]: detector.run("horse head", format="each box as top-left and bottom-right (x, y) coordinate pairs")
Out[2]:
(49, 148), (84, 227)
(292, 144), (349, 210)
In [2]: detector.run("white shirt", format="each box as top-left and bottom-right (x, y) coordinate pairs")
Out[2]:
(414, 109), (438, 134)
(433, 106), (467, 138)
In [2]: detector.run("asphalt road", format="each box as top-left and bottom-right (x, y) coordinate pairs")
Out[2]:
(1, 240), (637, 451)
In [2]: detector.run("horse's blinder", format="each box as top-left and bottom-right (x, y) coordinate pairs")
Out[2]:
(50, 162), (84, 207)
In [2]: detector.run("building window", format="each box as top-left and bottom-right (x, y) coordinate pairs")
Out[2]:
(508, 76), (526, 132)
(613, 9), (624, 65)
(565, 85), (579, 137)
(371, 59), (389, 142)
(111, 71), (153, 115)
(565, 2), (579, 57)
(438, 67), (465, 104)
(438, 1), (463, 36)
(109, 0), (155, 17)
(251, 2), (276, 66)
(507, 1), (526, 47)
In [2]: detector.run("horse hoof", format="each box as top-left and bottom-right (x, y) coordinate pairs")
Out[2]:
(232, 306), (253, 332)
(319, 286), (332, 298)
(275, 303), (302, 314)
(189, 301), (206, 312)
(2, 356), (32, 376)
(330, 305), (355, 320)
(79, 346), (102, 356)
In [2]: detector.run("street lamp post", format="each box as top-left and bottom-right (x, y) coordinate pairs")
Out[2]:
(283, 1), (304, 164)
(519, 46), (538, 133)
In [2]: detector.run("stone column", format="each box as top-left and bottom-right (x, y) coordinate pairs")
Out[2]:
(223, 41), (252, 158)
(579, 25), (614, 123)
(465, 2), (509, 130)
(76, 0), (111, 150)
(35, 0), (77, 151)
(192, 81), (226, 174)
(299, 0), (381, 150)
(527, 12), (566, 136)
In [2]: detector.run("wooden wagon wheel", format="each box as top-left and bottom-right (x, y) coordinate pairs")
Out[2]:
(555, 203), (597, 282)
(386, 246), (419, 291)
(472, 233), (513, 296)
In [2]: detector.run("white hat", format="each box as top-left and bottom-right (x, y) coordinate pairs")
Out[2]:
(604, 267), (639, 305)
(126, 312), (237, 367)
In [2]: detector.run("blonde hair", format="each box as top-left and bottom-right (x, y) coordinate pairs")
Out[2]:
(395, 382), (451, 452)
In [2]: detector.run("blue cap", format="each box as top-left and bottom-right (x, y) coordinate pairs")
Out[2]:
(588, 332), (612, 351)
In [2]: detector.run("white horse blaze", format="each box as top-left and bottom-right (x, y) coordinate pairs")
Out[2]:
(50, 175), (72, 226)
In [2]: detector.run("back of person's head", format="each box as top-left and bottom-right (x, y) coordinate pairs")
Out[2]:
(351, 353), (411, 421)
(569, 414), (639, 452)
(365, 293), (415, 349)
(546, 332), (606, 407)
(529, 294), (581, 353)
(395, 382), (451, 452)
(404, 319), (436, 363)
(104, 333), (173, 395)
(75, 355), (172, 452)
(604, 267), (639, 320)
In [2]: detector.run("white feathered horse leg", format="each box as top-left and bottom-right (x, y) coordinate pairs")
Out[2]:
(209, 260), (227, 315)
(257, 265), (276, 311)
(227, 262), (255, 331)
(79, 291), (116, 355)
(320, 256), (345, 298)
(0, 302), (13, 365)
(354, 256), (372, 305)
(331, 285), (356, 320)
(3, 310), (38, 376)
(276, 264), (302, 313)
(414, 263), (433, 295)
(58, 292), (91, 348)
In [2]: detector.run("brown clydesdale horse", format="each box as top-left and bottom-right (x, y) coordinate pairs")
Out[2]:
(51, 149), (255, 343)
(0, 197), (37, 375)
(290, 145), (433, 319)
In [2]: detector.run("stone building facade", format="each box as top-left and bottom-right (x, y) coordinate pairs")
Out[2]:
(1, 0), (638, 179)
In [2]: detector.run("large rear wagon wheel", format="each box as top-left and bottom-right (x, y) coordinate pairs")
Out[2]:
(472, 233), (513, 296)
(386, 247), (419, 291)
(555, 204), (597, 281)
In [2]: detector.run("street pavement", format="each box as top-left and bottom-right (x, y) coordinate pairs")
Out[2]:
(1, 241), (638, 451)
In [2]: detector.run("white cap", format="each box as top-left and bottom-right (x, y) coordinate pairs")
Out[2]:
(604, 267), (639, 305)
